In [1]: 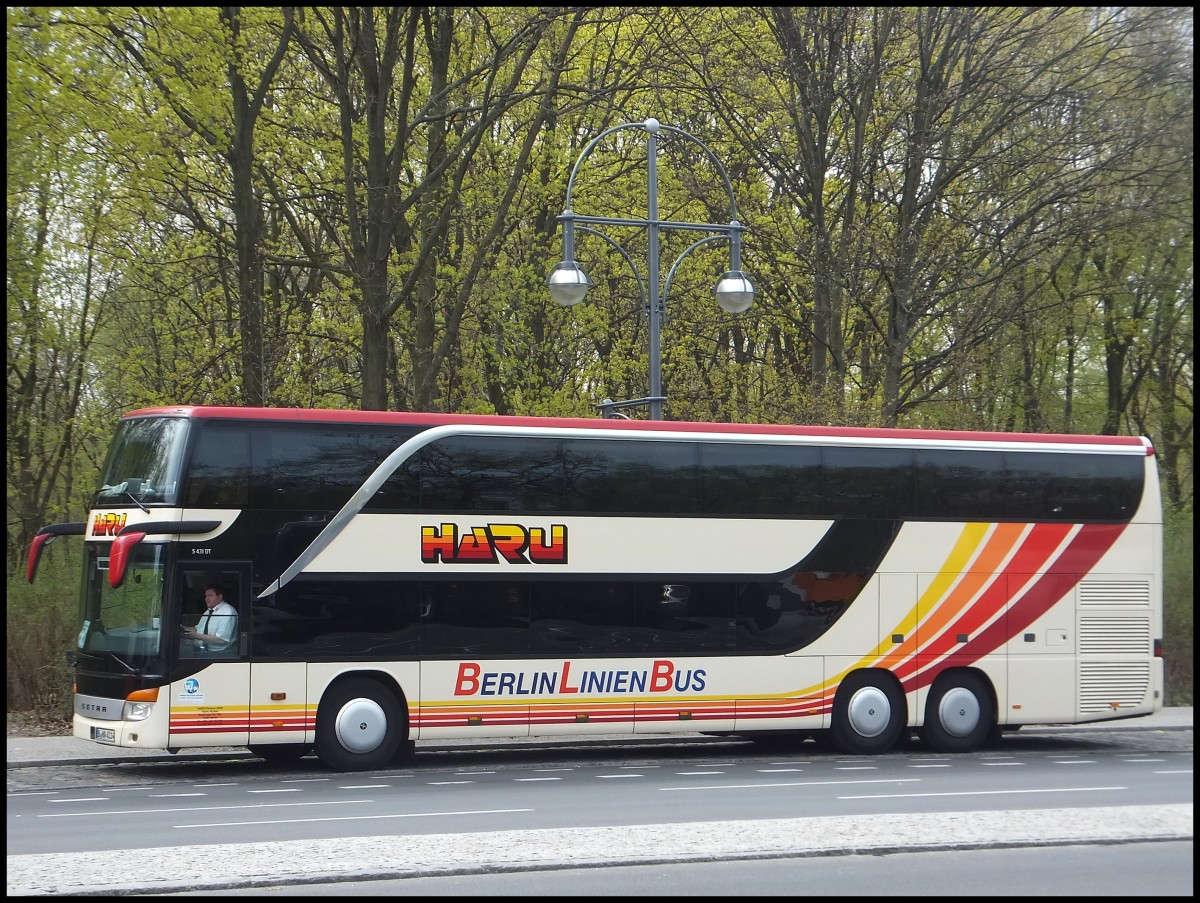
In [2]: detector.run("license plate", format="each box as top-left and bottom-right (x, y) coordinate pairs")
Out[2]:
(91, 726), (116, 743)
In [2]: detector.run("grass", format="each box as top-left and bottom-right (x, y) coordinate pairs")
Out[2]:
(1162, 504), (1194, 706)
(6, 546), (78, 718)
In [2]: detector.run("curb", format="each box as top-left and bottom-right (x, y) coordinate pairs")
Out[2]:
(7, 804), (1193, 896)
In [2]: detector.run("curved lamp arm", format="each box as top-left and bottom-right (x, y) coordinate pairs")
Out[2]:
(575, 225), (647, 310)
(564, 119), (740, 224)
(550, 118), (757, 418)
(662, 235), (731, 314)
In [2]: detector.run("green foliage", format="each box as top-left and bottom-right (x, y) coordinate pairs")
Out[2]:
(6, 544), (79, 715)
(1163, 504), (1194, 706)
(5, 6), (1193, 718)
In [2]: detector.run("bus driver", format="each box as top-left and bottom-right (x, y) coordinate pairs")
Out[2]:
(182, 583), (237, 652)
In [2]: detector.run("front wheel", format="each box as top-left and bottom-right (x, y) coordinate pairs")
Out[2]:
(829, 670), (906, 755)
(315, 677), (406, 772)
(920, 671), (994, 753)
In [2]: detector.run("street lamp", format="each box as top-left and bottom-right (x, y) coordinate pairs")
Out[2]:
(547, 117), (756, 420)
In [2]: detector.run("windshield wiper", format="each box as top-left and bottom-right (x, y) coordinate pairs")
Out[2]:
(98, 481), (149, 512)
(104, 651), (142, 676)
(68, 642), (143, 675)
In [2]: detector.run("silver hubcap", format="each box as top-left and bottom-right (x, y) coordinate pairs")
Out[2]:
(334, 697), (388, 754)
(937, 687), (981, 737)
(846, 686), (892, 738)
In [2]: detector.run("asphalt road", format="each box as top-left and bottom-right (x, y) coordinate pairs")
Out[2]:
(6, 711), (1192, 896)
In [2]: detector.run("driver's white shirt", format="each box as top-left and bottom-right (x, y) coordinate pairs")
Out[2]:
(198, 600), (237, 645)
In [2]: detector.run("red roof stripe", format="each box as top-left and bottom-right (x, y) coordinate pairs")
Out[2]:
(123, 406), (1149, 449)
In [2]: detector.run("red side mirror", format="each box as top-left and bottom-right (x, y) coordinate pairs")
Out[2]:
(108, 532), (147, 588)
(26, 533), (52, 583)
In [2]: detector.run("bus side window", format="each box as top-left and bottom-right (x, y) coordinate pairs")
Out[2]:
(185, 428), (250, 507)
(635, 582), (734, 652)
(421, 582), (529, 654)
(530, 582), (639, 654)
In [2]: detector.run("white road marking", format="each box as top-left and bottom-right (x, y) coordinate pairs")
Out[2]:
(661, 778), (921, 792)
(841, 786), (1126, 799)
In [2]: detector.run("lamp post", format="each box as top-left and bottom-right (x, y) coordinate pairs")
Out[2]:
(547, 118), (755, 421)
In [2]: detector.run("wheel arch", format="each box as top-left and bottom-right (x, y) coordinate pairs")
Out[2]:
(918, 666), (999, 753)
(840, 662), (902, 696)
(838, 666), (911, 718)
(923, 666), (998, 726)
(828, 666), (909, 754)
(318, 668), (411, 740)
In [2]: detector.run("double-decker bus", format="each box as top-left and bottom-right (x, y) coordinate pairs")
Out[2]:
(28, 406), (1163, 771)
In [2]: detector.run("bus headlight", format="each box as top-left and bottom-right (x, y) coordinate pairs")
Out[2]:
(123, 687), (159, 722)
(123, 701), (154, 721)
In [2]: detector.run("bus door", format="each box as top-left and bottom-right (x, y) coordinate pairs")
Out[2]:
(247, 582), (311, 748)
(167, 564), (251, 748)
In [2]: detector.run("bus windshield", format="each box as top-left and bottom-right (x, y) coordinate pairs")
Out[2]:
(76, 543), (168, 676)
(94, 417), (189, 506)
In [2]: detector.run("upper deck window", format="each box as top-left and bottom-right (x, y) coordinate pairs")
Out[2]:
(184, 421), (417, 510)
(95, 417), (189, 506)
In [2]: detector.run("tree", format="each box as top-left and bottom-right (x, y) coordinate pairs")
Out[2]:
(7, 8), (125, 564)
(93, 7), (295, 406)
(292, 7), (565, 411)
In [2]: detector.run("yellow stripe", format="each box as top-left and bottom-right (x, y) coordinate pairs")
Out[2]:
(810, 521), (992, 696)
(871, 521), (990, 658)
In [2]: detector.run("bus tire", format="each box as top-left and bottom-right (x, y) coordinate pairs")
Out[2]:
(829, 670), (906, 755)
(920, 671), (993, 753)
(315, 677), (406, 772)
(248, 743), (311, 764)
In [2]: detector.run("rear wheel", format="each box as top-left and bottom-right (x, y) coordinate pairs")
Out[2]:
(829, 670), (906, 755)
(920, 671), (993, 753)
(315, 677), (406, 772)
